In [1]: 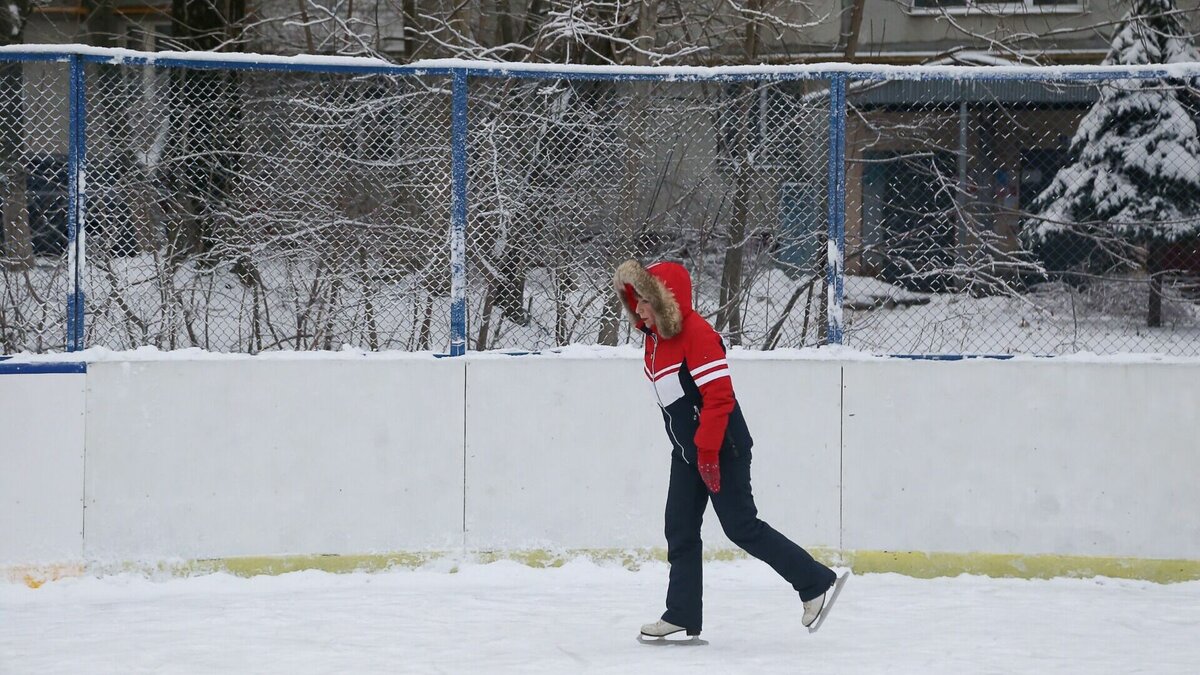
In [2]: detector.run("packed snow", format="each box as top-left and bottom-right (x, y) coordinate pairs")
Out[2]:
(3, 559), (1199, 674)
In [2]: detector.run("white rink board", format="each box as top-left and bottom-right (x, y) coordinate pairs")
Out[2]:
(464, 358), (665, 549)
(83, 360), (466, 560)
(0, 372), (85, 564)
(5, 354), (1200, 567)
(463, 357), (841, 550)
(841, 360), (1200, 559)
(714, 359), (841, 549)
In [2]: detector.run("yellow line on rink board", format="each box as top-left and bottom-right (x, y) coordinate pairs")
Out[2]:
(8, 549), (1200, 587)
(838, 550), (1200, 584)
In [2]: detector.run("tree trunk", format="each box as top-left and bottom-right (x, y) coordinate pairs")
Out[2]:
(1147, 239), (1164, 328)
(167, 0), (246, 263)
(598, 0), (657, 346)
(0, 0), (33, 259)
(717, 158), (749, 344)
(817, 232), (829, 345)
(480, 86), (534, 333)
(715, 1), (762, 344)
(296, 0), (316, 53)
(598, 90), (647, 345)
(476, 283), (495, 350)
(495, 253), (530, 326)
(715, 83), (753, 345)
(1, 163), (32, 266)
(596, 283), (627, 345)
(843, 0), (866, 61)
(555, 264), (570, 345)
(0, 57), (33, 268)
(401, 0), (418, 59)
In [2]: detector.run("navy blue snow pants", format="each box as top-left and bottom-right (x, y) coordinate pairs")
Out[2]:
(660, 445), (835, 633)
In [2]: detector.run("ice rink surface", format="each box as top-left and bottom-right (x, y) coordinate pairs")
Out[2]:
(3, 558), (1199, 675)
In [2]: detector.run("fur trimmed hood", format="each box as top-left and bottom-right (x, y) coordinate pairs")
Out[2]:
(613, 259), (693, 339)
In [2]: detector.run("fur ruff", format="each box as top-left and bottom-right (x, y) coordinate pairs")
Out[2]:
(613, 259), (683, 338)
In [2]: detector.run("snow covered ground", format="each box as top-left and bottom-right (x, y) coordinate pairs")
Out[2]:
(3, 559), (1199, 674)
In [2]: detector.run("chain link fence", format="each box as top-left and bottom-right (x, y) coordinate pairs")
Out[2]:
(842, 76), (1200, 355)
(0, 60), (70, 353)
(1, 51), (1198, 356)
(82, 65), (452, 352)
(466, 77), (829, 351)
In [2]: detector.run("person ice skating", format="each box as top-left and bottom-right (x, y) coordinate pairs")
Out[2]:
(614, 259), (846, 641)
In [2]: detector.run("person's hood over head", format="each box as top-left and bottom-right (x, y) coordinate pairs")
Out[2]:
(613, 259), (693, 338)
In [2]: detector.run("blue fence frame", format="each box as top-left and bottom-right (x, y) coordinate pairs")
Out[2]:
(66, 55), (87, 352)
(1, 47), (1188, 355)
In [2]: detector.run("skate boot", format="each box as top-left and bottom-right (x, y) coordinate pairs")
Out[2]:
(640, 619), (695, 638)
(803, 569), (851, 634)
(638, 619), (705, 645)
(802, 593), (826, 627)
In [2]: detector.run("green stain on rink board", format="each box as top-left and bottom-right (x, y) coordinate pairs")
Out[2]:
(838, 550), (1200, 584)
(9, 549), (1200, 587)
(189, 552), (441, 576)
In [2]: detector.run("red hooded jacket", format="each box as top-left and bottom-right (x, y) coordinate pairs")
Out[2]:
(614, 260), (753, 462)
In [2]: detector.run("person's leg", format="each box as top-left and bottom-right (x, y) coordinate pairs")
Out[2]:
(711, 447), (836, 602)
(662, 453), (710, 632)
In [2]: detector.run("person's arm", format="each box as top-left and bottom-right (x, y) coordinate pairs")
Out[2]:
(686, 325), (735, 492)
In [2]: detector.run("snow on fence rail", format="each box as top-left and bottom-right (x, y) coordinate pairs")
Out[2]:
(1, 46), (1199, 355)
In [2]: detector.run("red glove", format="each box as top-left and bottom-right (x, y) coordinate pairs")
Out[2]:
(697, 447), (721, 494)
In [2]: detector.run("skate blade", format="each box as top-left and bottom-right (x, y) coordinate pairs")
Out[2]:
(637, 635), (708, 646)
(807, 569), (851, 634)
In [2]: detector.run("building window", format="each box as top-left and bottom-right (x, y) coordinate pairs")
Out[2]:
(861, 151), (958, 293)
(25, 154), (69, 257)
(909, 0), (1083, 15)
(776, 183), (825, 277)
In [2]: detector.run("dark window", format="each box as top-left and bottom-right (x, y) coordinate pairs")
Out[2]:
(777, 183), (824, 276)
(27, 155), (69, 257)
(862, 151), (957, 293)
(0, 156), (68, 257)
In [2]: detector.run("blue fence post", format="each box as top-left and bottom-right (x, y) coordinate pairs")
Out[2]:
(825, 74), (847, 346)
(448, 69), (469, 356)
(65, 55), (87, 352)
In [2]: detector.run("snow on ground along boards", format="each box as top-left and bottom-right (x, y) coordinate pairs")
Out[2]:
(2, 558), (1199, 674)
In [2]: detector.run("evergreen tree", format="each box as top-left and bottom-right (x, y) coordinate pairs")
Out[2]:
(1024, 0), (1200, 326)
